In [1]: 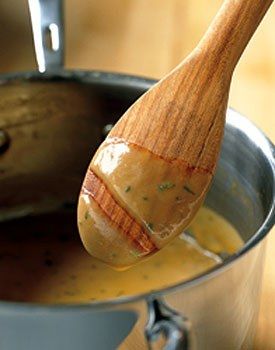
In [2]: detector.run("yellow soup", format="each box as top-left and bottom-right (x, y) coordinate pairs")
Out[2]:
(0, 207), (243, 304)
(78, 138), (213, 267)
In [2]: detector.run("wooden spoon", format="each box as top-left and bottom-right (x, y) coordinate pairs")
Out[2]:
(78, 0), (273, 268)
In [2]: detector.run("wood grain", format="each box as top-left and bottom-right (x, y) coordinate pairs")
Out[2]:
(0, 0), (274, 347)
(110, 0), (273, 169)
(79, 0), (273, 267)
(82, 169), (157, 254)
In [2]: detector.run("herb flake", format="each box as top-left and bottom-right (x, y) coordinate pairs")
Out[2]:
(84, 211), (89, 220)
(158, 181), (175, 192)
(130, 250), (140, 258)
(183, 185), (195, 195)
(146, 222), (154, 231)
(125, 186), (131, 193)
(184, 230), (195, 239)
(142, 196), (148, 201)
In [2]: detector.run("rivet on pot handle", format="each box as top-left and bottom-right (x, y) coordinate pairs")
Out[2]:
(28, 0), (64, 73)
(145, 298), (192, 350)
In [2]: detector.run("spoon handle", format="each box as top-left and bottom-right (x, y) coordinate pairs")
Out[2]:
(197, 0), (273, 76)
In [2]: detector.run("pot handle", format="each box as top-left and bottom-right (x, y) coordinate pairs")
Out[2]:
(28, 0), (64, 72)
(145, 298), (192, 350)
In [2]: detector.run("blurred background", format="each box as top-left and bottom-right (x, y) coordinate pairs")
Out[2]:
(0, 0), (274, 348)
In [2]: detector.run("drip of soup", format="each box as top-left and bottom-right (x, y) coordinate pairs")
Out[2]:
(0, 207), (243, 304)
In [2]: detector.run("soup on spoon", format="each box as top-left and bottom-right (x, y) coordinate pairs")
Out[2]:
(78, 0), (273, 267)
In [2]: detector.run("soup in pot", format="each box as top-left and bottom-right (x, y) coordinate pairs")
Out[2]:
(0, 207), (243, 303)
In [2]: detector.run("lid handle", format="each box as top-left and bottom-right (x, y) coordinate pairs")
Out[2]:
(28, 0), (64, 72)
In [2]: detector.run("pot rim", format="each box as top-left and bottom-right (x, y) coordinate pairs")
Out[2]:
(0, 69), (274, 312)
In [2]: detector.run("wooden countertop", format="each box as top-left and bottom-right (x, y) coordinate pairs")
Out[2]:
(0, 0), (274, 348)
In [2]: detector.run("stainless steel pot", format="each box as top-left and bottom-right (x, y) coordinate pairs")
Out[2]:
(0, 1), (274, 349)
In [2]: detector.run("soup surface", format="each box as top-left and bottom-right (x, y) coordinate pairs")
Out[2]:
(0, 207), (243, 304)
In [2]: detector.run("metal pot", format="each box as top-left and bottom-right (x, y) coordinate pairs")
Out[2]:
(0, 1), (274, 349)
